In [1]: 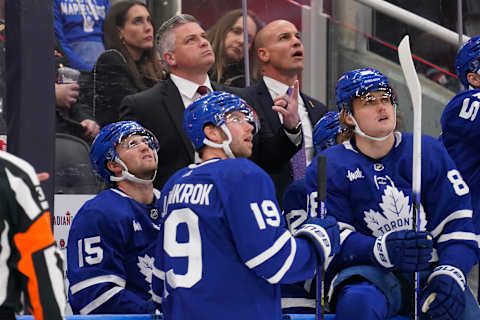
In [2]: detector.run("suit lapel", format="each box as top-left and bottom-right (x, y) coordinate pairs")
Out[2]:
(256, 80), (282, 130)
(300, 92), (325, 126)
(161, 79), (194, 161)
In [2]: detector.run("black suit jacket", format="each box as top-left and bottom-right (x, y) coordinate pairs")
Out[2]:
(245, 79), (328, 204)
(119, 76), (243, 189)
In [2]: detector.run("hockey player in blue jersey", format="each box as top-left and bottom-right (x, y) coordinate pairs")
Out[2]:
(151, 89), (340, 320)
(66, 121), (162, 314)
(281, 111), (344, 313)
(304, 68), (479, 320)
(284, 111), (343, 234)
(441, 36), (480, 230)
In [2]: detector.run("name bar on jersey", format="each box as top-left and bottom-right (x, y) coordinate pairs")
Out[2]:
(167, 183), (213, 206)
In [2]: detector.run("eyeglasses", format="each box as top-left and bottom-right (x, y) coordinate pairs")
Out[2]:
(359, 93), (392, 107)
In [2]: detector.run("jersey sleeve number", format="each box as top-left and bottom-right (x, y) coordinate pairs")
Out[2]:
(78, 236), (103, 267)
(447, 169), (469, 196)
(164, 208), (202, 289)
(250, 200), (280, 230)
(459, 96), (480, 121)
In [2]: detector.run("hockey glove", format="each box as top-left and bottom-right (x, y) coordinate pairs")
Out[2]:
(372, 229), (433, 272)
(313, 111), (340, 153)
(293, 216), (340, 265)
(420, 265), (466, 320)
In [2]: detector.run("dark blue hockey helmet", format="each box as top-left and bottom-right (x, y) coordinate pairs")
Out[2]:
(455, 36), (480, 88)
(90, 121), (159, 183)
(335, 68), (395, 113)
(183, 91), (259, 151)
(313, 111), (342, 153)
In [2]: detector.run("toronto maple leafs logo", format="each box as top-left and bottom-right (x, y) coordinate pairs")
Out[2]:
(364, 185), (427, 237)
(138, 254), (155, 294)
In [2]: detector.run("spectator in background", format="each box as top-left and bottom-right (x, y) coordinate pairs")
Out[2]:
(55, 83), (100, 142)
(54, 0), (110, 71)
(66, 121), (161, 314)
(207, 9), (263, 87)
(79, 0), (163, 128)
(55, 41), (100, 142)
(0, 152), (66, 320)
(244, 19), (327, 204)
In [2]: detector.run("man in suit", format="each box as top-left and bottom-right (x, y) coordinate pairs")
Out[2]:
(120, 14), (299, 191)
(120, 14), (228, 189)
(245, 19), (328, 204)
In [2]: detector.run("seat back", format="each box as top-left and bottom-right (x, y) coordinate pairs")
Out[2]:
(55, 133), (103, 194)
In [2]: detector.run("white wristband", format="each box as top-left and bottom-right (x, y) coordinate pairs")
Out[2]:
(427, 265), (466, 291)
(373, 230), (395, 269)
(294, 223), (331, 260)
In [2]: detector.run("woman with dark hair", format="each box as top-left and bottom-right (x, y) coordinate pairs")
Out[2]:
(207, 9), (262, 88)
(80, 0), (163, 127)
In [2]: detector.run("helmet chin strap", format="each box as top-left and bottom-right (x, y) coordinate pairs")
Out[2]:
(348, 110), (397, 142)
(202, 124), (236, 159)
(110, 157), (157, 185)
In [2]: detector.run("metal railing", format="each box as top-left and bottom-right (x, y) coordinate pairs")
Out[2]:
(354, 0), (470, 47)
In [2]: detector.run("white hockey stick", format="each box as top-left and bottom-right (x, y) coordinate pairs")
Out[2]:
(398, 35), (422, 320)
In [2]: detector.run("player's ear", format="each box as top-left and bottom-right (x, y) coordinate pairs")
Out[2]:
(466, 72), (480, 88)
(343, 111), (355, 127)
(106, 161), (122, 175)
(203, 124), (224, 143)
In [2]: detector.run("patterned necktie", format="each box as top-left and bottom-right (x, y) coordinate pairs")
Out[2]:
(286, 87), (306, 180)
(197, 85), (209, 96)
(291, 140), (306, 180)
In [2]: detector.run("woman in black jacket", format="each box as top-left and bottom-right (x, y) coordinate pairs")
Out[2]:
(80, 0), (164, 128)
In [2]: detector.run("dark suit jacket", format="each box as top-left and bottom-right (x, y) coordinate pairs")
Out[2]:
(244, 79), (328, 204)
(119, 76), (244, 189)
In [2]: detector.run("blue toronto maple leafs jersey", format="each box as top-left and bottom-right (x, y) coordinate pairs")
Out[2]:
(66, 188), (161, 314)
(441, 89), (480, 223)
(304, 132), (478, 278)
(152, 158), (322, 320)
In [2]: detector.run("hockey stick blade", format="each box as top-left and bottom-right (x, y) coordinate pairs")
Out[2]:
(316, 155), (327, 320)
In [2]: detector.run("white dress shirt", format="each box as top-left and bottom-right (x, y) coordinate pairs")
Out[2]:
(170, 74), (214, 163)
(170, 74), (213, 109)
